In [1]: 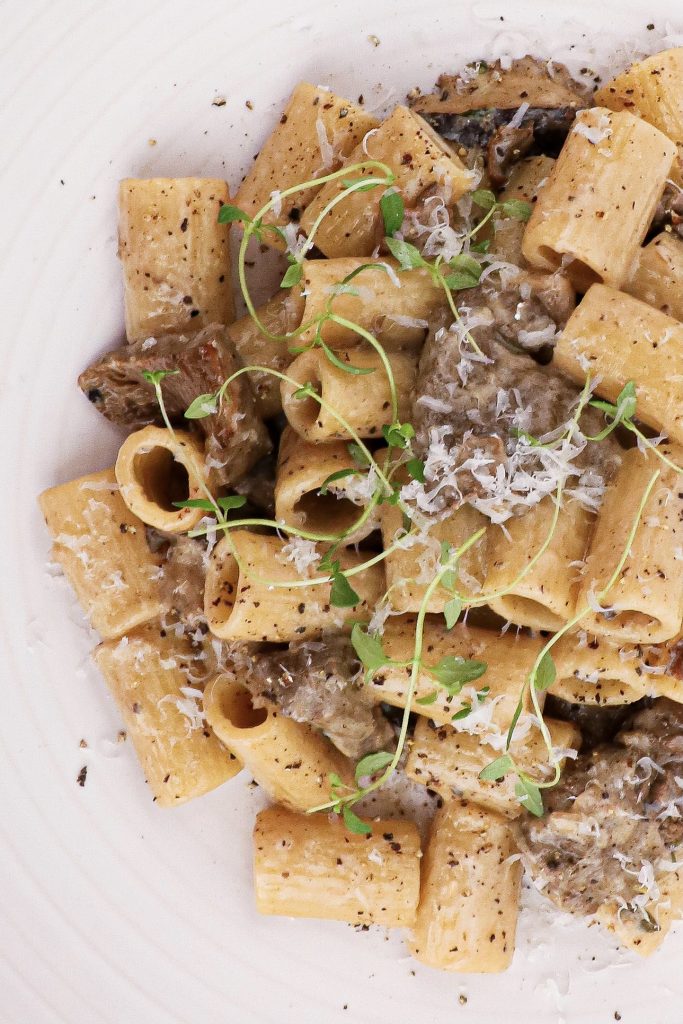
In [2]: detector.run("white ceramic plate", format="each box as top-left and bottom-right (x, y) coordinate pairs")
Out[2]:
(3, 2), (683, 1021)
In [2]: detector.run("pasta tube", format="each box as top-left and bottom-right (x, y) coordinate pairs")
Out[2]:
(115, 425), (207, 534)
(281, 346), (416, 441)
(484, 497), (593, 631)
(234, 83), (378, 247)
(551, 632), (660, 705)
(576, 446), (683, 643)
(94, 621), (240, 806)
(203, 675), (352, 811)
(595, 47), (683, 181)
(118, 177), (233, 341)
(410, 802), (522, 972)
(405, 716), (580, 818)
(522, 109), (676, 290)
(625, 232), (683, 322)
(297, 257), (444, 350)
(491, 155), (555, 262)
(555, 284), (683, 445)
(274, 427), (378, 544)
(204, 529), (384, 641)
(379, 503), (487, 613)
(253, 805), (421, 926)
(368, 619), (541, 738)
(301, 105), (474, 257)
(39, 468), (165, 639)
(226, 291), (305, 418)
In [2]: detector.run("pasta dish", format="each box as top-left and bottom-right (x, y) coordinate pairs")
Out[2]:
(39, 47), (683, 972)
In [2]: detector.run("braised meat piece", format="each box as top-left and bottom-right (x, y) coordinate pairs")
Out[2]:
(79, 324), (271, 488)
(411, 57), (588, 181)
(409, 291), (620, 519)
(242, 637), (394, 759)
(487, 122), (535, 188)
(517, 699), (683, 924)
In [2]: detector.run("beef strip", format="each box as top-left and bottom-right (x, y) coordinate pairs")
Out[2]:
(78, 324), (271, 488)
(516, 699), (683, 924)
(411, 58), (588, 182)
(241, 637), (394, 759)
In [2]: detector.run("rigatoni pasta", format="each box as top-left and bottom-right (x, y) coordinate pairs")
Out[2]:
(300, 105), (474, 257)
(484, 497), (593, 630)
(118, 177), (233, 341)
(575, 446), (683, 643)
(410, 802), (522, 972)
(234, 83), (378, 245)
(296, 257), (445, 350)
(522, 108), (676, 289)
(39, 468), (165, 639)
(625, 231), (683, 321)
(369, 619), (541, 735)
(94, 621), (239, 805)
(281, 345), (417, 441)
(204, 676), (352, 811)
(594, 47), (683, 165)
(274, 427), (378, 544)
(491, 155), (555, 262)
(405, 717), (581, 817)
(115, 425), (207, 534)
(380, 502), (487, 613)
(253, 805), (421, 926)
(204, 529), (384, 641)
(555, 284), (683, 445)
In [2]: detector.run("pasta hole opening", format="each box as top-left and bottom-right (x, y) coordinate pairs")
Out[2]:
(219, 681), (269, 730)
(494, 595), (565, 632)
(295, 490), (362, 536)
(601, 610), (659, 635)
(538, 247), (601, 292)
(134, 447), (190, 512)
(290, 377), (322, 430)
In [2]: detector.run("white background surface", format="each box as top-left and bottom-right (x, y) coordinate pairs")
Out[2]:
(2, 1), (683, 1021)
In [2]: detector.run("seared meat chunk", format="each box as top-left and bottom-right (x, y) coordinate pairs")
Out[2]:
(411, 58), (588, 182)
(79, 324), (271, 488)
(242, 637), (394, 759)
(517, 699), (683, 922)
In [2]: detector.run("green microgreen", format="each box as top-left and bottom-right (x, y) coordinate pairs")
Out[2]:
(428, 655), (487, 695)
(355, 751), (394, 782)
(342, 805), (372, 835)
(381, 421), (415, 449)
(443, 597), (462, 630)
(380, 189), (405, 235)
(405, 457), (425, 483)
